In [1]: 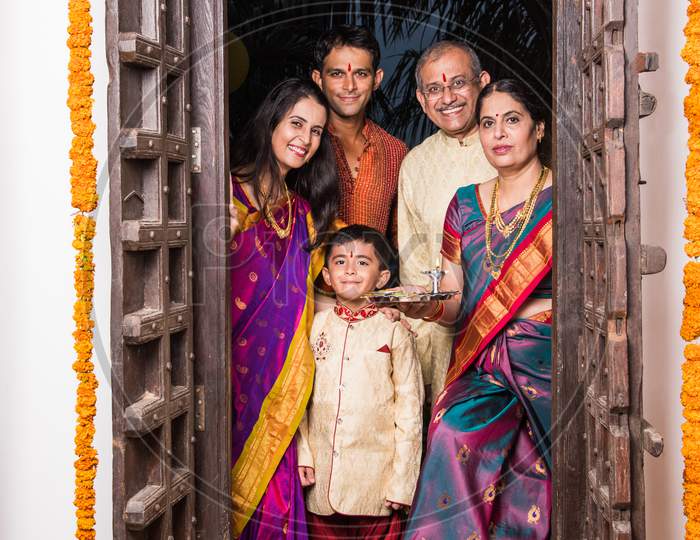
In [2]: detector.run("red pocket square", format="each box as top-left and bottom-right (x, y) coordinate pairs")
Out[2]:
(377, 344), (391, 354)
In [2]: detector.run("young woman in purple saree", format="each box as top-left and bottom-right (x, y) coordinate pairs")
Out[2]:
(229, 79), (338, 539)
(398, 79), (553, 539)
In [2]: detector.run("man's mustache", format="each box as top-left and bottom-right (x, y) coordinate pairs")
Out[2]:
(436, 100), (467, 112)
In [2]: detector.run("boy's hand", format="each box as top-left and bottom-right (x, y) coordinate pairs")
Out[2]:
(384, 500), (408, 511)
(298, 466), (315, 487)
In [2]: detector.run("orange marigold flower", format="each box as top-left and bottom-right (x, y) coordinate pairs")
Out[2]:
(68, 1), (98, 535)
(684, 6), (700, 536)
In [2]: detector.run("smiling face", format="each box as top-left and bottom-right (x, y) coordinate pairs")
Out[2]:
(270, 96), (327, 176)
(478, 91), (544, 172)
(322, 239), (390, 309)
(416, 48), (489, 140)
(312, 46), (383, 120)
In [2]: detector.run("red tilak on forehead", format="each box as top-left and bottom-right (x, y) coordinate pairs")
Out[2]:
(442, 73), (447, 82)
(348, 63), (352, 72)
(348, 250), (354, 258)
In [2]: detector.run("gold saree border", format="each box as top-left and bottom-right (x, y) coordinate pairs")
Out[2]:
(441, 227), (462, 265)
(444, 218), (553, 388)
(230, 212), (318, 537)
(230, 300), (315, 537)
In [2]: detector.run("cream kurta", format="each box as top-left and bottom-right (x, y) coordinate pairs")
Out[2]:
(296, 304), (423, 516)
(397, 129), (496, 401)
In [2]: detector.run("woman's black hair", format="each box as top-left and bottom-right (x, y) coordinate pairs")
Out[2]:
(230, 77), (339, 247)
(475, 78), (551, 165)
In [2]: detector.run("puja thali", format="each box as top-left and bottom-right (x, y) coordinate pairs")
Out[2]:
(361, 290), (459, 304)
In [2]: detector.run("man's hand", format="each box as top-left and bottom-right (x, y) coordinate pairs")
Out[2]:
(384, 499), (408, 511)
(298, 466), (315, 487)
(378, 307), (417, 336)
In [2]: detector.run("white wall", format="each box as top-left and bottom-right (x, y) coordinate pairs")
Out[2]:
(0, 1), (688, 539)
(639, 3), (688, 539)
(0, 1), (112, 538)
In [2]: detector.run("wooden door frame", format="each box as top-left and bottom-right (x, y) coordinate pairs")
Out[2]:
(190, 0), (599, 536)
(107, 0), (198, 536)
(552, 0), (654, 538)
(189, 0), (232, 537)
(551, 0), (587, 537)
(109, 0), (655, 537)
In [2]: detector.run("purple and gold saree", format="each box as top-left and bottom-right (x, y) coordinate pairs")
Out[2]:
(230, 181), (323, 539)
(405, 183), (553, 540)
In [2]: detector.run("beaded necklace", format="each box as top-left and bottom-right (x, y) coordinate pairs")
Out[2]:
(483, 166), (548, 279)
(261, 184), (293, 239)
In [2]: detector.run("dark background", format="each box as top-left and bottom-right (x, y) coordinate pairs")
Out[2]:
(227, 0), (552, 149)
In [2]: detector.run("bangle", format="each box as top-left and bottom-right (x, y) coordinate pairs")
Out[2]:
(422, 301), (445, 322)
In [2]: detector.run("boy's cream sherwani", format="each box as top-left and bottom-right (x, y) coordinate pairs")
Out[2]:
(296, 303), (424, 516)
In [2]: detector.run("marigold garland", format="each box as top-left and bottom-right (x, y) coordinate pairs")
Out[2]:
(67, 1), (98, 538)
(683, 2), (700, 537)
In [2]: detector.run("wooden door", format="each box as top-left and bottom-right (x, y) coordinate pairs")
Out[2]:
(107, 0), (197, 537)
(189, 1), (232, 537)
(552, 1), (664, 538)
(106, 1), (668, 538)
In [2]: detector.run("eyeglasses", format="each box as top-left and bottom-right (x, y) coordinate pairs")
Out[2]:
(421, 75), (480, 101)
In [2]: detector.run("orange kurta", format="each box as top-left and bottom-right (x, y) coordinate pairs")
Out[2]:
(329, 119), (407, 243)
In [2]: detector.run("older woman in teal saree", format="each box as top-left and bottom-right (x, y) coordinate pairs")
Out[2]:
(398, 79), (553, 539)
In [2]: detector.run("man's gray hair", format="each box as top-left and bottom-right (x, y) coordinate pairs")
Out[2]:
(414, 40), (483, 89)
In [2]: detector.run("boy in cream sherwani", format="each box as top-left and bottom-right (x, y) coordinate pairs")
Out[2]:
(296, 224), (423, 539)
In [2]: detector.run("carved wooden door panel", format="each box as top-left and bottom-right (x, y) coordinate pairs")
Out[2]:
(553, 0), (663, 538)
(107, 1), (197, 538)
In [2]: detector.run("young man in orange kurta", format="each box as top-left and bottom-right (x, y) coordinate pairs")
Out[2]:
(312, 25), (407, 245)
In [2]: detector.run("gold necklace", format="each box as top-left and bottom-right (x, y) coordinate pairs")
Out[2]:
(493, 165), (547, 238)
(484, 166), (548, 279)
(262, 185), (293, 239)
(494, 207), (524, 238)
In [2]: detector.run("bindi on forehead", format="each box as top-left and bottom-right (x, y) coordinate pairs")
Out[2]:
(348, 63), (352, 72)
(442, 72), (447, 83)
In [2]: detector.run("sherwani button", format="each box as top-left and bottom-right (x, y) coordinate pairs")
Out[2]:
(344, 356), (350, 362)
(333, 450), (339, 457)
(337, 417), (342, 424)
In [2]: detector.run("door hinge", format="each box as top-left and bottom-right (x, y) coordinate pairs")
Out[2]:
(191, 127), (201, 173)
(195, 385), (205, 431)
(640, 244), (667, 275)
(642, 418), (664, 457)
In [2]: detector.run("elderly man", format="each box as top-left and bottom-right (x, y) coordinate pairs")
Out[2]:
(398, 41), (496, 403)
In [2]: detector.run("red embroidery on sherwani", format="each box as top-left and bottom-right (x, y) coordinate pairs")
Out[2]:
(313, 331), (331, 362)
(333, 303), (379, 323)
(377, 344), (391, 353)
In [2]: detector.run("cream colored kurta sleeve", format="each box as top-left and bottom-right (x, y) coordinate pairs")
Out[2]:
(398, 157), (432, 288)
(397, 130), (496, 402)
(385, 325), (424, 505)
(398, 160), (435, 386)
(296, 412), (314, 469)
